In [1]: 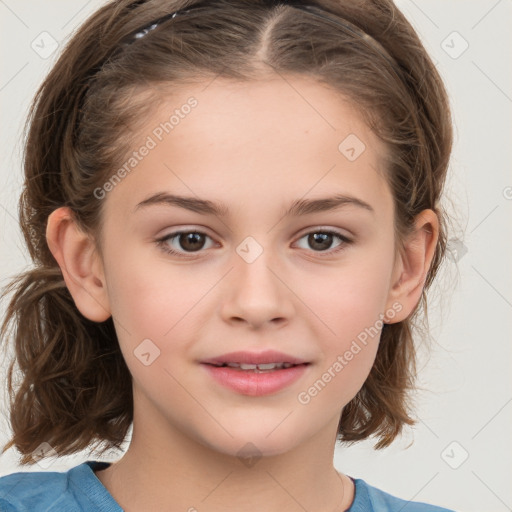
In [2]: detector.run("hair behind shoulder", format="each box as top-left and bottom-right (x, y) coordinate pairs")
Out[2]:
(1, 0), (452, 464)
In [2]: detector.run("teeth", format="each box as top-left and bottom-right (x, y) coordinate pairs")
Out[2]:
(256, 363), (280, 370)
(258, 363), (296, 370)
(240, 363), (259, 370)
(220, 362), (296, 371)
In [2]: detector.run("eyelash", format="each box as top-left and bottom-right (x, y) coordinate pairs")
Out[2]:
(155, 228), (353, 259)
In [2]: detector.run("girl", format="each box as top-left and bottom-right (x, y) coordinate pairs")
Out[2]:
(0, 0), (456, 510)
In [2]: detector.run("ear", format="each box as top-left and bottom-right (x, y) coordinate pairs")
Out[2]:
(384, 209), (439, 323)
(46, 207), (111, 322)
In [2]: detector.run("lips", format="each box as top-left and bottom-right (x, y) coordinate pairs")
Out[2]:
(201, 349), (309, 366)
(212, 362), (296, 372)
(200, 350), (311, 396)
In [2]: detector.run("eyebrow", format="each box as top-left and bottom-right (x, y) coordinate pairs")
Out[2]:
(133, 192), (375, 217)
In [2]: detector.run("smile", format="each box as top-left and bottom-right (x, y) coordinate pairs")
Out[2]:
(201, 362), (310, 396)
(209, 362), (296, 371)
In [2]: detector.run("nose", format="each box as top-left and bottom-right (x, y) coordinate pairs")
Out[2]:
(219, 244), (295, 330)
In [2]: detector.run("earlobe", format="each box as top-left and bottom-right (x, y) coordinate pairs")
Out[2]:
(46, 207), (111, 322)
(384, 209), (439, 323)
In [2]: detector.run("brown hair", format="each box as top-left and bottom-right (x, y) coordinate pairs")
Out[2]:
(0, 0), (452, 464)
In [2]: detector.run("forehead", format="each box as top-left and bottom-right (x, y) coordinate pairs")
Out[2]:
(155, 75), (378, 152)
(104, 75), (392, 221)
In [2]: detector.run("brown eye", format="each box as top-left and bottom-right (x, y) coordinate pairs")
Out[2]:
(295, 230), (352, 254)
(157, 230), (215, 256)
(307, 232), (334, 251)
(176, 232), (207, 252)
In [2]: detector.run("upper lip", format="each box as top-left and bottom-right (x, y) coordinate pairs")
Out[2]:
(201, 350), (309, 366)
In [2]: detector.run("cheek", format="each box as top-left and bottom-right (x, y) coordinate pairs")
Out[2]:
(105, 260), (199, 397)
(298, 254), (393, 338)
(296, 287), (383, 414)
(104, 251), (222, 389)
(292, 251), (392, 400)
(104, 243), (197, 334)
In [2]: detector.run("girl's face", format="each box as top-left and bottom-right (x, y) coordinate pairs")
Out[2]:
(97, 76), (402, 457)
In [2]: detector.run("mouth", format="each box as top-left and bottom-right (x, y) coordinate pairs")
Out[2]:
(204, 361), (308, 372)
(201, 349), (309, 367)
(200, 351), (311, 396)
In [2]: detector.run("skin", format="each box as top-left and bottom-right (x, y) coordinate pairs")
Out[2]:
(46, 75), (438, 512)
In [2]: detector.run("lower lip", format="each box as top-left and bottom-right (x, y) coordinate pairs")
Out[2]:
(201, 364), (309, 396)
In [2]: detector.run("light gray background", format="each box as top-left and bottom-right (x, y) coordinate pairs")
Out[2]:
(1, 2), (511, 511)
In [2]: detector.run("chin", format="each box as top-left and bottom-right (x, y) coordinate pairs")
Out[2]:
(195, 425), (306, 461)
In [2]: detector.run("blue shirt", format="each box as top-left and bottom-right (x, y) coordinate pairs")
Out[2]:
(0, 460), (456, 511)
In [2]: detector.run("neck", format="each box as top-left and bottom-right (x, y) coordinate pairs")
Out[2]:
(95, 393), (354, 512)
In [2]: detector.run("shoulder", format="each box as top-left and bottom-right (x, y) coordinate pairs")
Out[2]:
(0, 466), (73, 512)
(0, 461), (114, 512)
(350, 478), (456, 512)
(0, 466), (79, 512)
